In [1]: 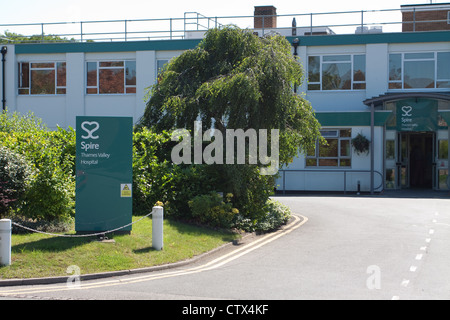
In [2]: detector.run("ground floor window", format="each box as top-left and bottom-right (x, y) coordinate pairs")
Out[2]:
(306, 129), (352, 167)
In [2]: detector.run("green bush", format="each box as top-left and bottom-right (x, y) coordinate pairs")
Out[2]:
(132, 127), (285, 231)
(0, 111), (75, 223)
(188, 192), (238, 228)
(132, 127), (176, 215)
(0, 146), (33, 218)
(234, 199), (291, 232)
(132, 127), (219, 219)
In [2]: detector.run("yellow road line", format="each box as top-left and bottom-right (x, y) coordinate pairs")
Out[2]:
(0, 214), (307, 296)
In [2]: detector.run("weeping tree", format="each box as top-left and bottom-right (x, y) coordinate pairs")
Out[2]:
(138, 26), (321, 221)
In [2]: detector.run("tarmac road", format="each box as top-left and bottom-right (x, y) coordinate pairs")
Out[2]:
(1, 193), (449, 301)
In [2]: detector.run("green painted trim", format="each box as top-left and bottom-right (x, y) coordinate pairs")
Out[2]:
(315, 111), (392, 126)
(15, 30), (449, 54)
(287, 31), (450, 47)
(438, 111), (450, 125)
(15, 39), (202, 54)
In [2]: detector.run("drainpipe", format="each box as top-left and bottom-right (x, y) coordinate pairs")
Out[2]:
(292, 38), (299, 93)
(370, 103), (375, 194)
(1, 46), (7, 112)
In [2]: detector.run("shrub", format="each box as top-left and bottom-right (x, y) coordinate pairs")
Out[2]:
(0, 111), (76, 222)
(0, 146), (33, 218)
(234, 198), (291, 232)
(21, 165), (75, 222)
(188, 192), (238, 229)
(132, 127), (218, 219)
(132, 127), (282, 231)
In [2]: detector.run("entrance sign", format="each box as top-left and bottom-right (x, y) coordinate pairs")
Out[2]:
(396, 98), (438, 132)
(76, 116), (133, 233)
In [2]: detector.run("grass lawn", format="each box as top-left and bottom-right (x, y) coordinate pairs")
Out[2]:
(0, 216), (239, 279)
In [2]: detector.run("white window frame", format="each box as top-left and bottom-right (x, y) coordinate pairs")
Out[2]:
(388, 51), (450, 90)
(86, 60), (136, 95)
(18, 61), (66, 95)
(306, 129), (352, 168)
(307, 54), (366, 91)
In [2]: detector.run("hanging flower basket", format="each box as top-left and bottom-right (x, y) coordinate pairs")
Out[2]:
(351, 133), (370, 155)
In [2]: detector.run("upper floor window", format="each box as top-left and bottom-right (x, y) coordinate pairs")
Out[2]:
(389, 52), (450, 89)
(156, 59), (169, 82)
(18, 62), (66, 95)
(86, 60), (136, 94)
(307, 54), (366, 91)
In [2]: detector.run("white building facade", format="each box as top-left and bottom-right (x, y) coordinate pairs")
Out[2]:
(1, 4), (449, 193)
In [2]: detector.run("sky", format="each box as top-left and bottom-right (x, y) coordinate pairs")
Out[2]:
(0, 0), (448, 37)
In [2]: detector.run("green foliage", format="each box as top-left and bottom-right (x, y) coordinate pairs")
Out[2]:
(0, 146), (33, 218)
(0, 30), (75, 43)
(0, 111), (75, 222)
(138, 26), (317, 227)
(139, 26), (321, 162)
(351, 132), (370, 155)
(132, 127), (174, 214)
(188, 192), (238, 229)
(132, 127), (219, 219)
(234, 199), (291, 232)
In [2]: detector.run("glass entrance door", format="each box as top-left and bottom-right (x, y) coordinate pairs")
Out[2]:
(396, 132), (436, 189)
(397, 132), (409, 188)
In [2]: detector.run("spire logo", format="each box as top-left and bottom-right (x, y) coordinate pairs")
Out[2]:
(80, 121), (100, 139)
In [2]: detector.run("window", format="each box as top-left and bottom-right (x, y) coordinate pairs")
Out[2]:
(389, 52), (450, 89)
(438, 140), (448, 160)
(18, 62), (66, 95)
(86, 60), (136, 94)
(308, 55), (366, 91)
(306, 129), (352, 167)
(156, 59), (169, 82)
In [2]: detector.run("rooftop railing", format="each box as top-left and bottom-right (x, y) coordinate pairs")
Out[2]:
(0, 5), (449, 43)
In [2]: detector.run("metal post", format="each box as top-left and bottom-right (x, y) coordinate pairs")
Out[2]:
(0, 219), (12, 266)
(262, 16), (265, 36)
(152, 206), (163, 251)
(370, 103), (375, 194)
(361, 10), (364, 32)
(124, 20), (127, 41)
(1, 46), (7, 112)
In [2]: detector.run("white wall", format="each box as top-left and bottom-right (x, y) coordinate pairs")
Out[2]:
(6, 50), (164, 129)
(276, 126), (384, 192)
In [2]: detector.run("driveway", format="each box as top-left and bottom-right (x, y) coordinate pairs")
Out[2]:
(1, 193), (449, 300)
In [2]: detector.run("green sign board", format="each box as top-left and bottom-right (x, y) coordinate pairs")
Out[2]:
(396, 98), (438, 132)
(75, 116), (133, 233)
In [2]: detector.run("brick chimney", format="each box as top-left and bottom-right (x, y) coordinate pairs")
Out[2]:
(401, 3), (450, 32)
(254, 5), (277, 29)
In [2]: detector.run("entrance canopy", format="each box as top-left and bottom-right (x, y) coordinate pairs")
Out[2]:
(363, 92), (450, 108)
(364, 92), (450, 132)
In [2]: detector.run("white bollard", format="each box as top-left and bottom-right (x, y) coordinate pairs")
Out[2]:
(0, 219), (12, 266)
(152, 206), (163, 251)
